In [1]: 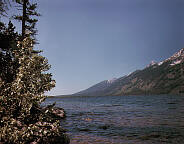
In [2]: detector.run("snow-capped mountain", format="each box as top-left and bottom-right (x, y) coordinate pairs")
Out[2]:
(147, 48), (184, 68)
(74, 48), (184, 96)
(146, 61), (157, 67)
(168, 48), (184, 66)
(169, 48), (184, 61)
(74, 78), (117, 96)
(107, 78), (117, 83)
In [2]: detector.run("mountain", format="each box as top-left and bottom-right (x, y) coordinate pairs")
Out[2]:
(74, 48), (184, 96)
(74, 78), (117, 96)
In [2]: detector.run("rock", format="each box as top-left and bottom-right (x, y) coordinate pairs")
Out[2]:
(84, 117), (92, 122)
(51, 107), (66, 119)
(78, 128), (91, 132)
(98, 125), (110, 130)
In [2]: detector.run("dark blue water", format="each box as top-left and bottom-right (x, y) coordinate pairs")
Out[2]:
(43, 95), (184, 144)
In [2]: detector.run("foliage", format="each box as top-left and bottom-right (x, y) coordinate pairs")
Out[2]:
(0, 21), (19, 84)
(0, 26), (69, 143)
(14, 0), (40, 40)
(0, 0), (19, 16)
(0, 0), (9, 16)
(0, 1), (69, 143)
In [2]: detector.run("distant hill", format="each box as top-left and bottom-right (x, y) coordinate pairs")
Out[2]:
(74, 48), (184, 96)
(74, 78), (118, 96)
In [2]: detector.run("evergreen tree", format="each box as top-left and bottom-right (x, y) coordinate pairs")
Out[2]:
(0, 21), (19, 83)
(0, 34), (58, 144)
(0, 0), (18, 17)
(0, 0), (69, 143)
(0, 0), (9, 16)
(14, 0), (40, 40)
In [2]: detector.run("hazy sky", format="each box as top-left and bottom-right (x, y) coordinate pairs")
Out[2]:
(33, 0), (184, 95)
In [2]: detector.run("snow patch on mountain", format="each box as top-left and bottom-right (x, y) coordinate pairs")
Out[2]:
(127, 71), (132, 76)
(158, 61), (164, 66)
(169, 48), (184, 60)
(107, 78), (117, 83)
(147, 61), (157, 67)
(170, 60), (182, 66)
(167, 48), (184, 66)
(146, 48), (184, 68)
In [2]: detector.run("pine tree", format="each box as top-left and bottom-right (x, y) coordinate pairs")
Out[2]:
(14, 0), (40, 40)
(0, 21), (19, 83)
(0, 21), (69, 143)
(0, 35), (57, 143)
(0, 0), (9, 16)
(0, 0), (69, 143)
(0, 0), (19, 17)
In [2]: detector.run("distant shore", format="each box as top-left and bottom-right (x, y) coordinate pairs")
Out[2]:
(48, 93), (184, 99)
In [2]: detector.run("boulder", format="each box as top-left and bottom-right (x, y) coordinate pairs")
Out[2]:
(51, 107), (66, 119)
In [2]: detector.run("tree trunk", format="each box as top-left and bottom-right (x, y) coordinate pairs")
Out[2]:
(22, 0), (27, 39)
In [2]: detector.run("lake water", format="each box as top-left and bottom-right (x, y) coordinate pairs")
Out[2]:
(43, 95), (184, 144)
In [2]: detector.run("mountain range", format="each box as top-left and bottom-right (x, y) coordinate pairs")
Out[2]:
(74, 48), (184, 96)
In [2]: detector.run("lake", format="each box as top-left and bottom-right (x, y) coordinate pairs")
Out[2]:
(43, 95), (184, 144)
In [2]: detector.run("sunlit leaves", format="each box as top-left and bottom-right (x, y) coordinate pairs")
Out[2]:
(0, 36), (57, 143)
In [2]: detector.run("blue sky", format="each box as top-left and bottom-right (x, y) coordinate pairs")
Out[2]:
(29, 0), (184, 95)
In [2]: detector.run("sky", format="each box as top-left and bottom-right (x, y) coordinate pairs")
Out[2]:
(19, 0), (184, 95)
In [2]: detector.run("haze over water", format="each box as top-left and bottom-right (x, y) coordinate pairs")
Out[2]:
(44, 95), (184, 144)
